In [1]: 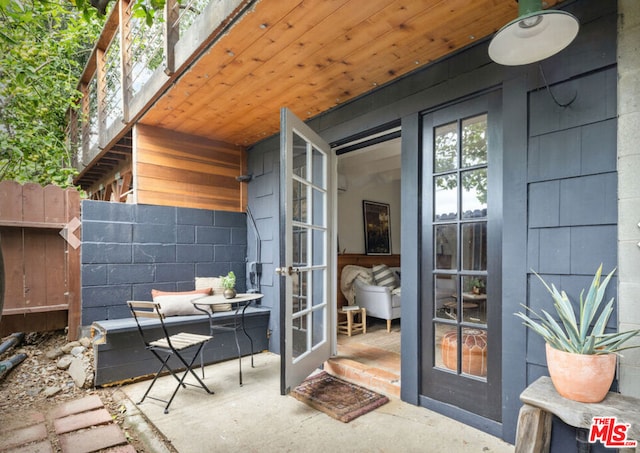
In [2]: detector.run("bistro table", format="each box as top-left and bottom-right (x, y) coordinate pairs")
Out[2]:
(192, 292), (264, 386)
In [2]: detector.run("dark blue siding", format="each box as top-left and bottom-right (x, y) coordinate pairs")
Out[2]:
(81, 200), (247, 325)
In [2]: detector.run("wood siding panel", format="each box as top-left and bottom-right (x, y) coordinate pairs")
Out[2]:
(0, 181), (23, 221)
(45, 232), (66, 306)
(23, 230), (47, 309)
(135, 124), (246, 211)
(0, 181), (81, 339)
(22, 183), (44, 223)
(44, 184), (66, 223)
(1, 228), (24, 309)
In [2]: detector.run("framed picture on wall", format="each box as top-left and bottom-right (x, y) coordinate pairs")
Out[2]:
(363, 200), (391, 255)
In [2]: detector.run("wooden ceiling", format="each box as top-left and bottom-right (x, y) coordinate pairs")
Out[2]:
(140, 0), (563, 147)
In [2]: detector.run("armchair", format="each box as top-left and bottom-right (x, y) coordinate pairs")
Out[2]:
(353, 268), (401, 332)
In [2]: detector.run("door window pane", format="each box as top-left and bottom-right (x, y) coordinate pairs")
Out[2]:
(292, 313), (308, 359)
(435, 225), (457, 270)
(311, 146), (326, 189)
(312, 187), (325, 226)
(434, 174), (457, 221)
(462, 275), (487, 325)
(461, 327), (487, 378)
(292, 226), (307, 266)
(311, 269), (325, 306)
(437, 326), (488, 380)
(461, 169), (487, 219)
(434, 122), (458, 172)
(461, 114), (488, 168)
(434, 275), (457, 320)
(292, 272), (307, 313)
(293, 179), (307, 223)
(461, 222), (486, 271)
(312, 309), (325, 348)
(292, 134), (307, 179)
(436, 323), (457, 372)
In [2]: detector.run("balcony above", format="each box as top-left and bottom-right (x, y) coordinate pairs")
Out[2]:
(70, 0), (565, 204)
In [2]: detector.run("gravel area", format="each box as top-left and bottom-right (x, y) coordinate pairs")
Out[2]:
(0, 329), (173, 452)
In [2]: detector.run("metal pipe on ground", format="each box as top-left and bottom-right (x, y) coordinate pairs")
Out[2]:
(0, 353), (27, 381)
(0, 332), (25, 356)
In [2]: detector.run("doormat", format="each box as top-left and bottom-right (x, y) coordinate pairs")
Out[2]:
(291, 371), (389, 423)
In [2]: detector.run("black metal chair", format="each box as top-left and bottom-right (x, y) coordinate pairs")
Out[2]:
(128, 300), (214, 414)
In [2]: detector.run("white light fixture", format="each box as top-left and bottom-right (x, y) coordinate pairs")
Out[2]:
(488, 0), (579, 66)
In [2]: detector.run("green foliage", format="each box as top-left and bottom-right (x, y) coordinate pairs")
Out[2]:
(0, 0), (103, 187)
(515, 265), (640, 355)
(131, 0), (166, 27)
(221, 271), (236, 290)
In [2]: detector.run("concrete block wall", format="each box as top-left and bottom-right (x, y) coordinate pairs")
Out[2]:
(617, 0), (640, 398)
(81, 200), (247, 325)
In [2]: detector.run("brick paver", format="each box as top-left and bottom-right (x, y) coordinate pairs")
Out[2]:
(58, 424), (127, 453)
(6, 439), (55, 453)
(53, 408), (113, 434)
(49, 395), (104, 419)
(0, 394), (133, 452)
(0, 410), (46, 433)
(0, 423), (48, 451)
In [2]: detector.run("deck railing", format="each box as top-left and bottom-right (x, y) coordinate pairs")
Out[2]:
(126, 3), (165, 98)
(70, 0), (249, 180)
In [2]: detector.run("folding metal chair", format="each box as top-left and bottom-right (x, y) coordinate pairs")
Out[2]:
(128, 301), (214, 414)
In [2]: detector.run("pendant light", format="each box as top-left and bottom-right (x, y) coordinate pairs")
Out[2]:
(488, 0), (579, 66)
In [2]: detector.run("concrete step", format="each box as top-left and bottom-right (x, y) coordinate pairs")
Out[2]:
(325, 356), (400, 398)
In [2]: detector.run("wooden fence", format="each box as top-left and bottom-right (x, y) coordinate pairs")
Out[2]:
(0, 181), (81, 340)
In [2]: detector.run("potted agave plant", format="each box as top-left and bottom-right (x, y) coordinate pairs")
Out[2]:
(221, 271), (237, 299)
(516, 265), (640, 403)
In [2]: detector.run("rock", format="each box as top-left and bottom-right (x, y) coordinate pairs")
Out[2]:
(26, 387), (42, 397)
(79, 337), (92, 348)
(68, 357), (87, 388)
(44, 386), (62, 397)
(57, 356), (73, 370)
(46, 348), (64, 360)
(70, 346), (85, 357)
(61, 341), (81, 354)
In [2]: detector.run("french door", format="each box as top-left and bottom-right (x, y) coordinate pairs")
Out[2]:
(420, 92), (501, 421)
(278, 108), (333, 395)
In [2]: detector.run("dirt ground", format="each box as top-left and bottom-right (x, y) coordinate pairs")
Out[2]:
(0, 329), (173, 452)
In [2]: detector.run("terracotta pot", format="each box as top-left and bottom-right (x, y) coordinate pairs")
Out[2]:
(441, 329), (487, 377)
(545, 343), (616, 403)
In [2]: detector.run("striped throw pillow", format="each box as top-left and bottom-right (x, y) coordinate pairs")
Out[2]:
(372, 264), (398, 289)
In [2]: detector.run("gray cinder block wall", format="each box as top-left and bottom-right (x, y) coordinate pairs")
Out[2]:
(80, 200), (247, 325)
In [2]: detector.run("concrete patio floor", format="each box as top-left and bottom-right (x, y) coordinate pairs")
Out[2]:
(118, 351), (515, 453)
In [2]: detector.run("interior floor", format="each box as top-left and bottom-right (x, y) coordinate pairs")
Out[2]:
(329, 318), (401, 397)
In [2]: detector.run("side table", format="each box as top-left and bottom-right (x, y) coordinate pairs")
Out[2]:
(192, 293), (264, 386)
(338, 306), (366, 336)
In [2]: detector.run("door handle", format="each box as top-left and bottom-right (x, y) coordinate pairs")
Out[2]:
(275, 266), (299, 276)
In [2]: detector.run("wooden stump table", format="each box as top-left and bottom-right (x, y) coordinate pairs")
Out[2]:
(515, 376), (640, 453)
